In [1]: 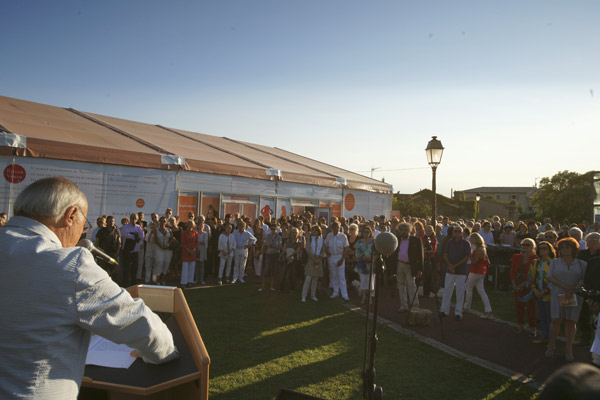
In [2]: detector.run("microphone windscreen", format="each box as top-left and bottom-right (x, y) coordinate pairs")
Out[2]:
(374, 232), (398, 255)
(77, 239), (94, 250)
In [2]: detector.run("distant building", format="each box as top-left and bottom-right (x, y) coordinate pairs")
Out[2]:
(454, 187), (538, 220)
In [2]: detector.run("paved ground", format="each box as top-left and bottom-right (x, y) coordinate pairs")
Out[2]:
(344, 281), (594, 388)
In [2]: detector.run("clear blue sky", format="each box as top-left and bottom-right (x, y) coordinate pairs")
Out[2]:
(2, 0), (598, 196)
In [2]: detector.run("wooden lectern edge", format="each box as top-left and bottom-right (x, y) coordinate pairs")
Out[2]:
(81, 371), (202, 396)
(174, 289), (211, 366)
(126, 285), (210, 368)
(82, 285), (210, 399)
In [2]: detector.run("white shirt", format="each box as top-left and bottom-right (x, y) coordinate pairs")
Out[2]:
(218, 233), (237, 255)
(325, 232), (349, 256)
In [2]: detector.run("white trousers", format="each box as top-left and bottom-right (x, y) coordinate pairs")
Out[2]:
(301, 276), (318, 300)
(441, 273), (467, 316)
(328, 255), (348, 299)
(181, 261), (195, 285)
(233, 248), (249, 281)
(154, 248), (172, 276)
(396, 261), (419, 310)
(144, 246), (155, 283)
(219, 255), (234, 279)
(254, 253), (263, 277)
(464, 273), (492, 313)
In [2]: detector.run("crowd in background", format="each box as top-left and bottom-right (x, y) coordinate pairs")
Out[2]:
(71, 209), (600, 365)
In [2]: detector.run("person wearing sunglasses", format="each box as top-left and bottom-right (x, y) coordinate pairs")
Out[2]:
(546, 238), (587, 361)
(510, 238), (539, 337)
(528, 241), (556, 344)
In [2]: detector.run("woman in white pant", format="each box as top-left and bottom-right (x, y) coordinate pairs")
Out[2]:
(217, 223), (236, 284)
(464, 232), (493, 318)
(302, 225), (325, 302)
(355, 225), (375, 305)
(153, 217), (173, 285)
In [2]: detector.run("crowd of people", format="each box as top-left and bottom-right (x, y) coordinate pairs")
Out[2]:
(33, 206), (600, 366)
(5, 175), (600, 400)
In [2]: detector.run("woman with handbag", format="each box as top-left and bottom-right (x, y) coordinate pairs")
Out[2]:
(154, 217), (174, 285)
(355, 225), (375, 305)
(180, 221), (199, 288)
(302, 225), (325, 302)
(546, 238), (587, 361)
(510, 238), (539, 336)
(196, 218), (209, 285)
(279, 227), (303, 293)
(464, 233), (493, 318)
(528, 241), (555, 345)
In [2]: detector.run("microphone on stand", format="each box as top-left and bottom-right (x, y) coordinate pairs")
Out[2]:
(374, 231), (398, 256)
(77, 239), (118, 265)
(363, 231), (398, 400)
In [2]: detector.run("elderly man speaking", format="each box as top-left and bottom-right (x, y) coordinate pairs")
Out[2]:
(0, 178), (178, 399)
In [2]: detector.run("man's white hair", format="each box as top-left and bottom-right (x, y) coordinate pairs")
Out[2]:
(14, 177), (87, 223)
(568, 227), (583, 240)
(585, 232), (600, 242)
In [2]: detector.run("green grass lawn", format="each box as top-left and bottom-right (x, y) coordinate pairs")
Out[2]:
(184, 283), (538, 400)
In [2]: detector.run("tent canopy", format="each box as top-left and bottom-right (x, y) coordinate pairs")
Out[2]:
(0, 95), (391, 193)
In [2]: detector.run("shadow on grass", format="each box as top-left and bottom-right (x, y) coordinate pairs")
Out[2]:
(182, 283), (538, 400)
(210, 350), (361, 400)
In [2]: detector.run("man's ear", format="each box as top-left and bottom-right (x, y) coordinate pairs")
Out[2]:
(63, 206), (79, 228)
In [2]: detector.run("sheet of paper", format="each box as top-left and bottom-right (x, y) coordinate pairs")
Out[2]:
(86, 335), (137, 369)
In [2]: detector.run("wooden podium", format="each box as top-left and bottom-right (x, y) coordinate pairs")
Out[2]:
(80, 285), (210, 400)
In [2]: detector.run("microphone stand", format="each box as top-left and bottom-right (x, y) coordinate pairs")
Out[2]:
(362, 251), (384, 400)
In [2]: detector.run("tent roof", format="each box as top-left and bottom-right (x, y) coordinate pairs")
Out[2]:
(0, 95), (391, 193)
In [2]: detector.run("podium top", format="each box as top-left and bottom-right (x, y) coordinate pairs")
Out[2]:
(84, 316), (199, 389)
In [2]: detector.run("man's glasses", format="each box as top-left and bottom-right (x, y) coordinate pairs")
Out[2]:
(79, 211), (92, 234)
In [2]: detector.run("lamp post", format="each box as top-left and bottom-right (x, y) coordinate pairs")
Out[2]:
(475, 193), (481, 221)
(426, 136), (444, 223)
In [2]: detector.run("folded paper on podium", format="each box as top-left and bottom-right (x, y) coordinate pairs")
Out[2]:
(80, 285), (210, 400)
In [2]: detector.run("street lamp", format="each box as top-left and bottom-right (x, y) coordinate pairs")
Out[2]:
(426, 136), (444, 222)
(475, 193), (481, 220)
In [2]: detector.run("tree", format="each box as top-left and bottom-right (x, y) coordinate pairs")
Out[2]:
(530, 170), (594, 223)
(392, 196), (431, 219)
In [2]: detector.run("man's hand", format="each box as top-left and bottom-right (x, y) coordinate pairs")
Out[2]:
(336, 258), (343, 267)
(415, 271), (423, 279)
(130, 350), (142, 359)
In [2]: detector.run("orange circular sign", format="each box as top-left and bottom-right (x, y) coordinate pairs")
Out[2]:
(4, 164), (26, 184)
(136, 198), (145, 208)
(344, 193), (355, 211)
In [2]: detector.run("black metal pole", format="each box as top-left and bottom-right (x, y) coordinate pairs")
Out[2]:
(431, 165), (437, 223)
(363, 254), (384, 400)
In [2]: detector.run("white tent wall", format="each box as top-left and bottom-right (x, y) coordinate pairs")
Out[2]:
(0, 156), (177, 221)
(343, 189), (392, 219)
(1, 156), (393, 222)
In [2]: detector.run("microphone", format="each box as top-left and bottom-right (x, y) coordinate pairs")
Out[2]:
(374, 232), (398, 255)
(77, 239), (118, 265)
